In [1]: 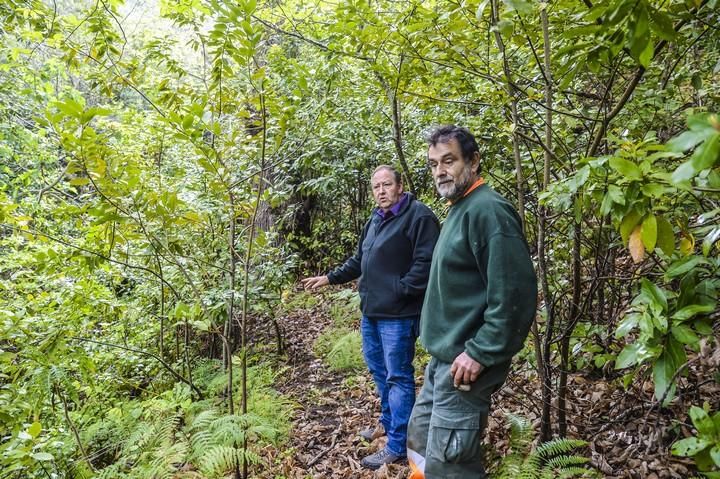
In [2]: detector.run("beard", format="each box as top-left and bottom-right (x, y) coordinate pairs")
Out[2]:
(436, 162), (475, 201)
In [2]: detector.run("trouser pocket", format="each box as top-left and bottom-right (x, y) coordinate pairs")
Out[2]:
(428, 410), (483, 464)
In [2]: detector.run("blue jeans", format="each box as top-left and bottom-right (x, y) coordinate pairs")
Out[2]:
(360, 315), (418, 457)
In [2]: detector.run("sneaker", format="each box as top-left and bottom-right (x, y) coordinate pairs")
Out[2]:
(358, 423), (385, 441)
(360, 448), (402, 470)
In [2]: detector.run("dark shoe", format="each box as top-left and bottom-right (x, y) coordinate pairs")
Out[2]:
(360, 448), (402, 470)
(358, 423), (385, 441)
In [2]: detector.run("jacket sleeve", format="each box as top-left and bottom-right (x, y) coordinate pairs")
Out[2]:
(399, 213), (440, 297)
(464, 232), (538, 368)
(326, 218), (370, 285)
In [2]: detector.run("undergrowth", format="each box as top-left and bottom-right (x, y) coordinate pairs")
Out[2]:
(313, 289), (365, 372)
(491, 413), (599, 479)
(78, 359), (294, 478)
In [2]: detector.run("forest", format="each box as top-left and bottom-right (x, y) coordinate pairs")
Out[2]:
(0, 0), (719, 477)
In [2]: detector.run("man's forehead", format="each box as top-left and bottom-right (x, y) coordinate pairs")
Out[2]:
(371, 169), (396, 183)
(428, 139), (461, 157)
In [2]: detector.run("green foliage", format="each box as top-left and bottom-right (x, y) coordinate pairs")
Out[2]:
(325, 331), (365, 372)
(328, 289), (361, 326)
(614, 257), (718, 404)
(493, 414), (598, 478)
(314, 328), (365, 372)
(672, 405), (720, 477)
(311, 289), (364, 372)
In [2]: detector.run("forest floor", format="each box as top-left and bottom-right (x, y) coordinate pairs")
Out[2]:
(255, 290), (716, 479)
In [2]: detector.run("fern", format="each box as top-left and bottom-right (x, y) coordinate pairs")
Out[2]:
(494, 414), (599, 479)
(186, 408), (279, 478)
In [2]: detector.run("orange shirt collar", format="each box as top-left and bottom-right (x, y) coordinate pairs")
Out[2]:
(448, 177), (485, 205)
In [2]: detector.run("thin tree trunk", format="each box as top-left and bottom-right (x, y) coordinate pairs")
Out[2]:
(237, 72), (269, 479)
(490, 0), (525, 227)
(389, 91), (416, 193)
(225, 191), (237, 413)
(57, 386), (96, 473)
(559, 220), (582, 437)
(537, 1), (555, 442)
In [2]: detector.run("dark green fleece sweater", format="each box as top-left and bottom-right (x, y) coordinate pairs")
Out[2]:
(420, 184), (537, 370)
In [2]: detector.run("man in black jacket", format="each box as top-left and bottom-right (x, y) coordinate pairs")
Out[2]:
(302, 165), (440, 469)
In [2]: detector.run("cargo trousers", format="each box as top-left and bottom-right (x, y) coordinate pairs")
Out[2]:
(407, 357), (509, 479)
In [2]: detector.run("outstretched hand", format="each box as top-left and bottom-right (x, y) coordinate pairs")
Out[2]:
(450, 351), (484, 388)
(300, 275), (330, 290)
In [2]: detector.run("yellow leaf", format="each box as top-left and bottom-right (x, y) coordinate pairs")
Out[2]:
(629, 225), (645, 263)
(680, 234), (695, 256)
(28, 421), (41, 438)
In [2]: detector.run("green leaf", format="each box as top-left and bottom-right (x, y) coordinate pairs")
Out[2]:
(55, 98), (84, 119)
(28, 421), (42, 438)
(476, 0), (490, 19)
(656, 216), (674, 256)
(640, 183), (665, 197)
(703, 227), (720, 257)
(694, 319), (714, 335)
(641, 214), (657, 251)
(688, 114), (720, 140)
(641, 278), (667, 312)
(649, 8), (676, 41)
(610, 157), (642, 180)
(691, 73), (703, 91)
(80, 107), (112, 124)
(31, 452), (54, 462)
(638, 38), (654, 68)
(502, 0), (533, 14)
(608, 185), (626, 205)
(494, 19), (514, 36)
(672, 160), (696, 183)
(690, 134), (720, 171)
(672, 437), (710, 457)
(616, 342), (641, 369)
(620, 210), (642, 244)
(616, 313), (640, 337)
(690, 406), (717, 437)
(670, 324), (699, 345)
(652, 312), (669, 333)
(653, 352), (676, 403)
(665, 256), (705, 278)
(711, 445), (720, 467)
(672, 304), (715, 321)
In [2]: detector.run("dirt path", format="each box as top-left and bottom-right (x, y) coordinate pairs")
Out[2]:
(260, 300), (409, 479)
(257, 294), (716, 479)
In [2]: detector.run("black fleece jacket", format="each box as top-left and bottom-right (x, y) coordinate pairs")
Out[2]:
(327, 193), (440, 318)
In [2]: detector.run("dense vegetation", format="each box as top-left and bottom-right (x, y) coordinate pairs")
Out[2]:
(1, 0), (718, 477)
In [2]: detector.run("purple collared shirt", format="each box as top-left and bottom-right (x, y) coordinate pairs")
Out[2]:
(376, 192), (408, 220)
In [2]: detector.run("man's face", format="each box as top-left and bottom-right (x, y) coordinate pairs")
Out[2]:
(371, 169), (403, 212)
(428, 139), (478, 201)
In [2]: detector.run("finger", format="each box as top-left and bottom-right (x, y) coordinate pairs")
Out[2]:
(454, 367), (464, 386)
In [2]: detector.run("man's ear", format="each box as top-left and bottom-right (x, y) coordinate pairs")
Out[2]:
(471, 151), (481, 173)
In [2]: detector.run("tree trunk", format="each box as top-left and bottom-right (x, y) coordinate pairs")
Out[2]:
(537, 1), (555, 441)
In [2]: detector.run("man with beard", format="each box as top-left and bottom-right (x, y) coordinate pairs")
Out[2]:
(302, 165), (439, 469)
(406, 125), (537, 478)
